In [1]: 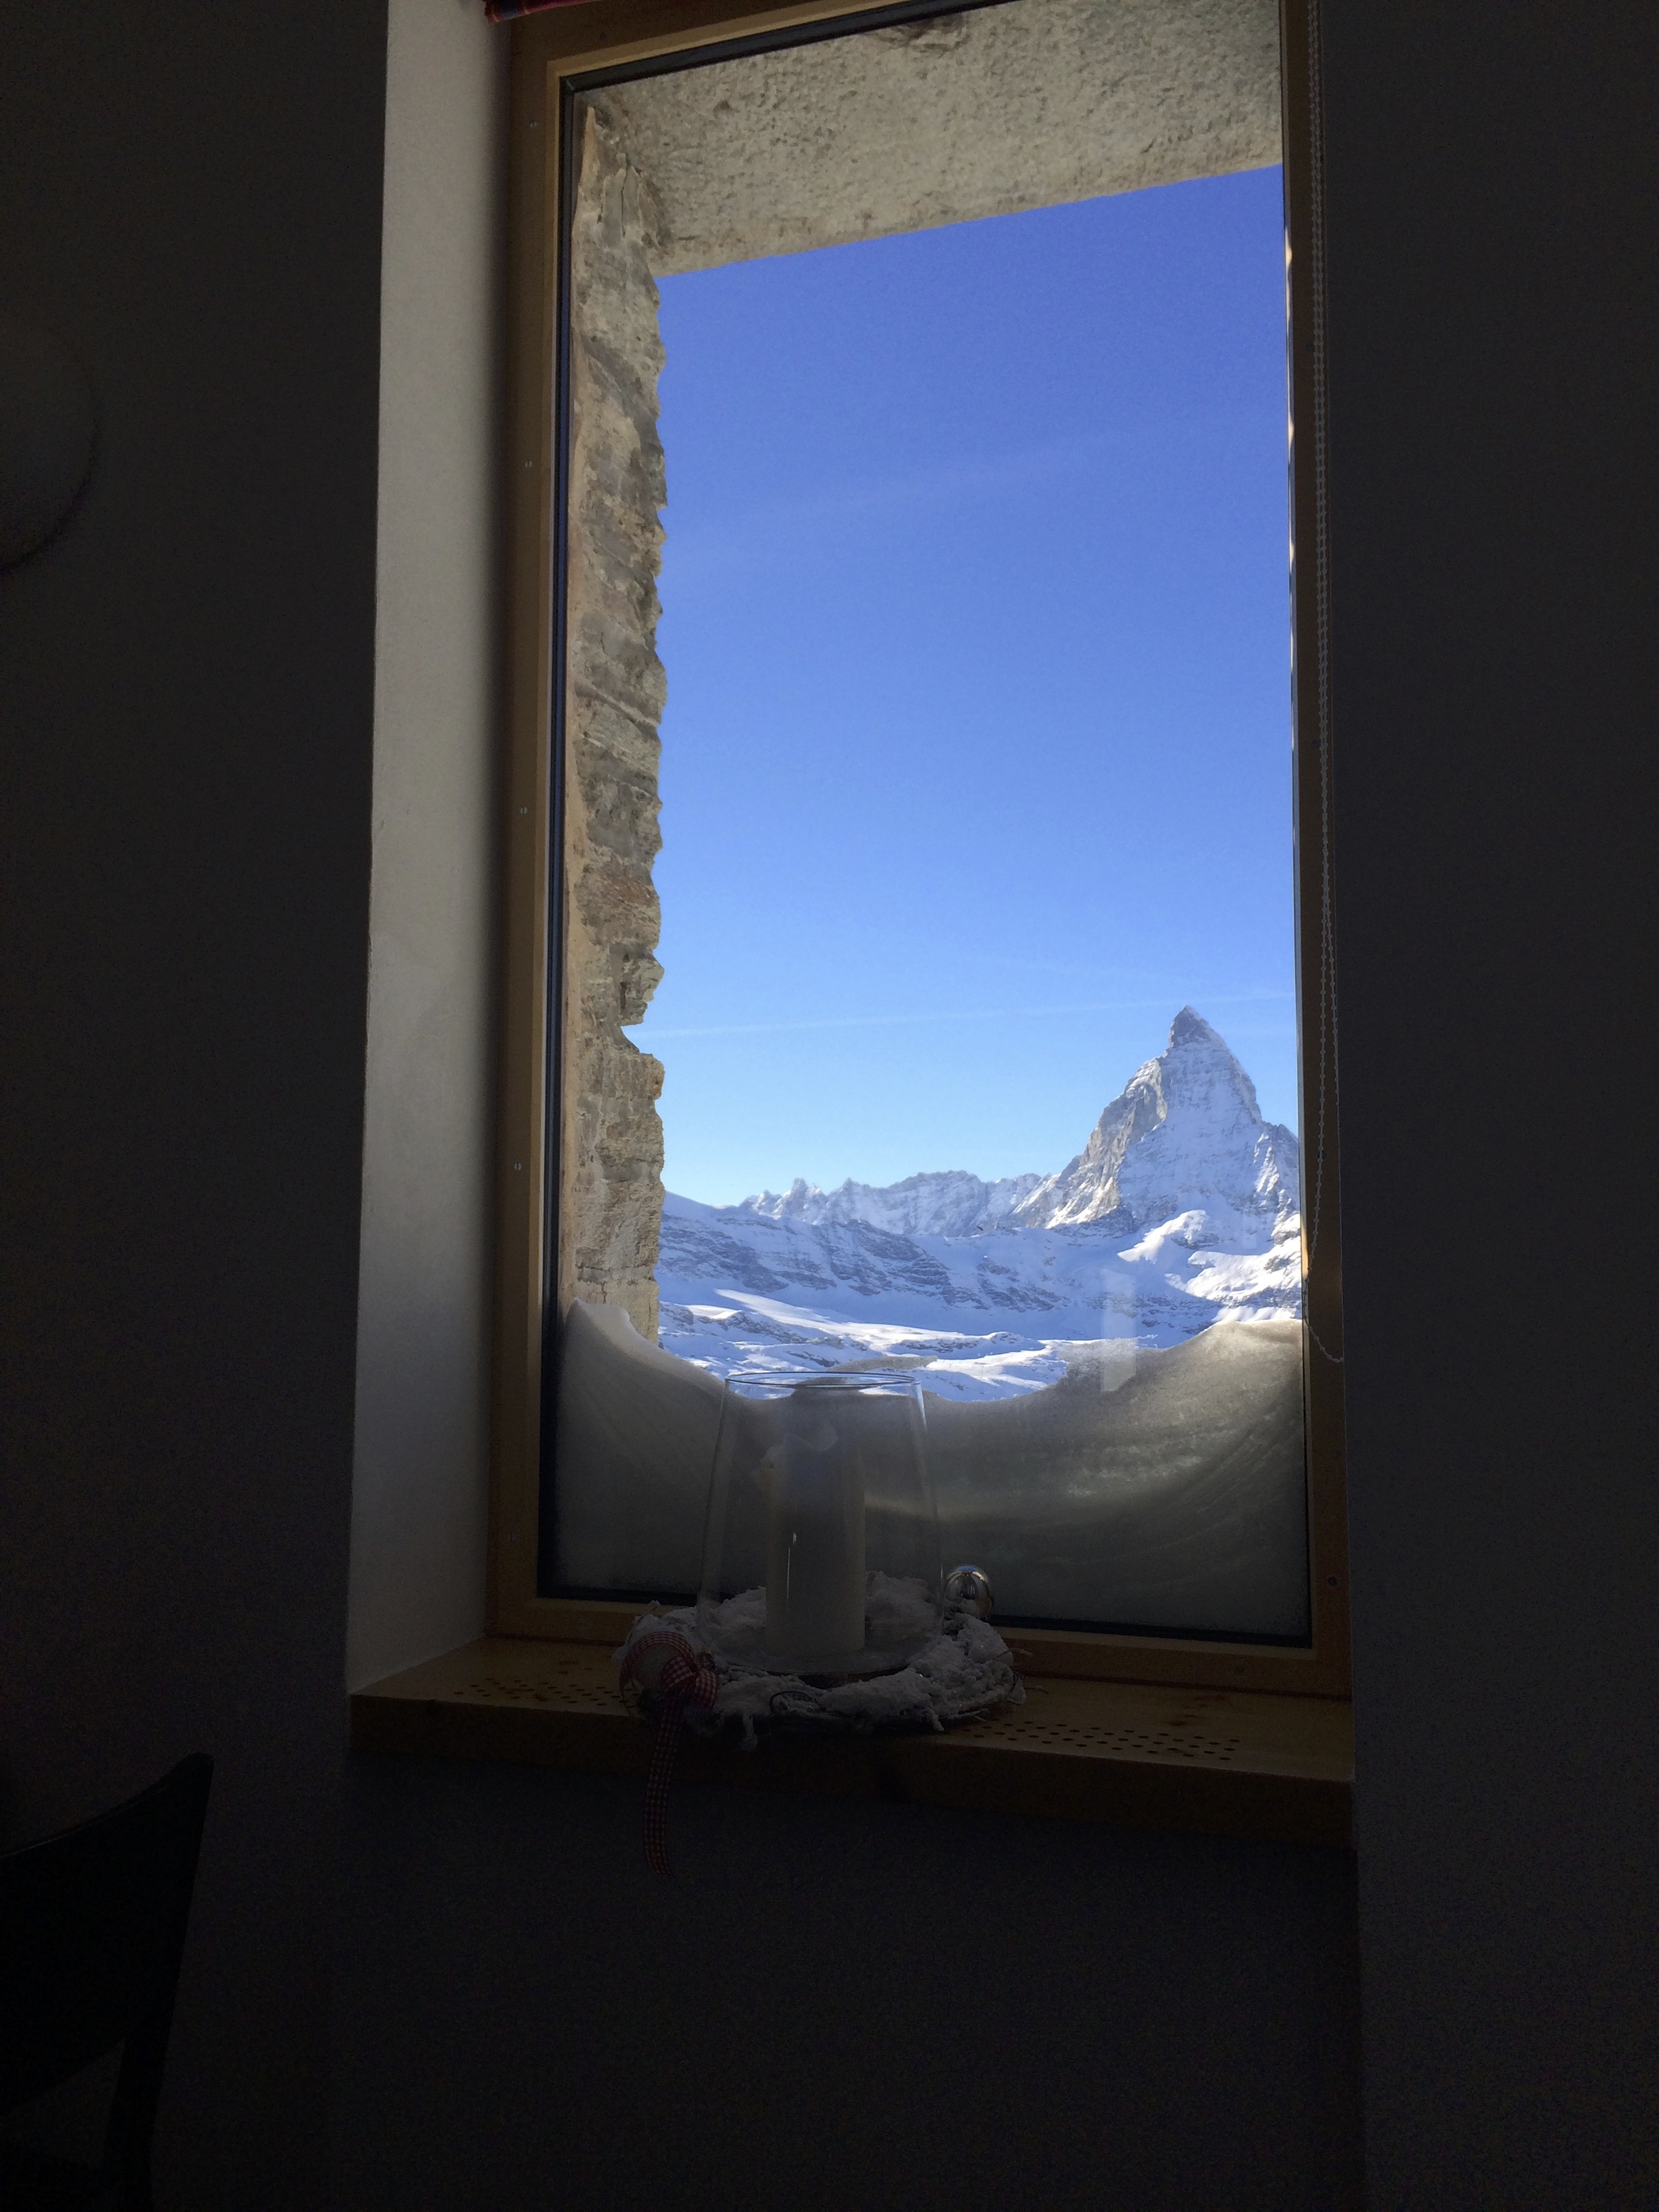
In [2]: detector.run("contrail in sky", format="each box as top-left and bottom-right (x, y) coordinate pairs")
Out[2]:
(634, 991), (1292, 1042)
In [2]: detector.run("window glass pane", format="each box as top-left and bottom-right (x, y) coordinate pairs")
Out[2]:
(550, 0), (1309, 1644)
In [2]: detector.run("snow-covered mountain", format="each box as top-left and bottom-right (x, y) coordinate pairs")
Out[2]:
(737, 1168), (1042, 1239)
(657, 1008), (1303, 1399)
(1010, 1005), (1298, 1233)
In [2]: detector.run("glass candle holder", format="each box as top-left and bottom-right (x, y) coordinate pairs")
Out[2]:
(697, 1368), (941, 1677)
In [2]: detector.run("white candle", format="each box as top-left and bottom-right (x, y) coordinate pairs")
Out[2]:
(763, 1404), (866, 1666)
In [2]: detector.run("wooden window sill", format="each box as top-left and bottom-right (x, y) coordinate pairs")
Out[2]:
(350, 1639), (1353, 1847)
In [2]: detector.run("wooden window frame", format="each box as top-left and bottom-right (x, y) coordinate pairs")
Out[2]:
(487, 0), (1349, 1700)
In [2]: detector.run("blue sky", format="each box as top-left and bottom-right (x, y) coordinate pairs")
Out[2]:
(629, 165), (1296, 1206)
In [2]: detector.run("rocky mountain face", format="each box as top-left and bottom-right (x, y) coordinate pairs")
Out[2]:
(1011, 1006), (1299, 1231)
(655, 1009), (1304, 1398)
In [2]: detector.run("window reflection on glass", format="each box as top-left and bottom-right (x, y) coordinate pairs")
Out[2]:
(550, 0), (1310, 1643)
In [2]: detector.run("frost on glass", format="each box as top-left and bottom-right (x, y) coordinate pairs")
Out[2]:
(555, 1015), (1310, 1641)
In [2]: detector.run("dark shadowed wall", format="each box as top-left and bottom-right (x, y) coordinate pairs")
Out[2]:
(335, 1763), (1360, 2212)
(3, 1), (1654, 2209)
(1326, 3), (1658, 2205)
(0, 4), (386, 2206)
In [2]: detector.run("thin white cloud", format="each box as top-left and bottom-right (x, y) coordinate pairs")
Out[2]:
(657, 408), (1261, 588)
(630, 989), (1292, 1042)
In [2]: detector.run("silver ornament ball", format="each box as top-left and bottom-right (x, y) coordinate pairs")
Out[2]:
(944, 1564), (995, 1619)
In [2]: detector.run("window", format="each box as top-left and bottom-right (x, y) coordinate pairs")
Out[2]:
(491, 0), (1346, 1698)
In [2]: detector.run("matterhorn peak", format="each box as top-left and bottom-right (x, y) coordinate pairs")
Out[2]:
(1168, 1004), (1223, 1049)
(1010, 1009), (1298, 1232)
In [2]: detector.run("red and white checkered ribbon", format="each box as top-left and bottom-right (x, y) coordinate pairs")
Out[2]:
(618, 1630), (719, 1876)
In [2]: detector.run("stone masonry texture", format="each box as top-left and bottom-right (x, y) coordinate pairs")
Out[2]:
(562, 100), (669, 1337)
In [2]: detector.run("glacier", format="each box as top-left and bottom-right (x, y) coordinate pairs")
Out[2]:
(657, 1007), (1303, 1401)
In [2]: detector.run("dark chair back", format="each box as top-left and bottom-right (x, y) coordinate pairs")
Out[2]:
(0, 1755), (213, 2208)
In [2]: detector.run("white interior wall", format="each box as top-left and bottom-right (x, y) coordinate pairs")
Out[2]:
(348, 0), (506, 1689)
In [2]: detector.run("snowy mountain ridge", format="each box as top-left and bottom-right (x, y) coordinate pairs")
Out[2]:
(737, 1008), (1298, 1242)
(657, 1008), (1304, 1399)
(737, 1167), (1042, 1240)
